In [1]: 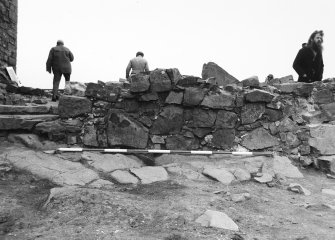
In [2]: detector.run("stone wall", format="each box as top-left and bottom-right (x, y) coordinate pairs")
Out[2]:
(27, 65), (335, 165)
(0, 0), (17, 68)
(1, 63), (335, 171)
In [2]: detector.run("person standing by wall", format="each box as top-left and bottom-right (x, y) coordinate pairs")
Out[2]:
(293, 30), (324, 83)
(126, 51), (149, 80)
(46, 40), (74, 101)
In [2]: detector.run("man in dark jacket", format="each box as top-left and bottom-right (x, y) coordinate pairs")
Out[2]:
(46, 40), (74, 101)
(293, 30), (324, 83)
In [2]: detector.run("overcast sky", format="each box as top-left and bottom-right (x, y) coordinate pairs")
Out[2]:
(17, 0), (335, 89)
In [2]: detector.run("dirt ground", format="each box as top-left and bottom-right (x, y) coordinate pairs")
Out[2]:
(1, 145), (335, 240)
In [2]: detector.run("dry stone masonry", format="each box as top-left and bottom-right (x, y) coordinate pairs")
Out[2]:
(1, 57), (335, 174)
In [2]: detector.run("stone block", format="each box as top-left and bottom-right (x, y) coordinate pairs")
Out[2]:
(241, 103), (265, 124)
(107, 110), (149, 148)
(245, 89), (274, 103)
(129, 73), (150, 93)
(241, 127), (279, 150)
(241, 76), (260, 88)
(0, 114), (59, 130)
(309, 124), (335, 155)
(202, 62), (239, 86)
(183, 87), (206, 106)
(317, 156), (335, 174)
(85, 82), (120, 102)
(215, 110), (238, 129)
(192, 108), (216, 128)
(149, 69), (172, 92)
(150, 106), (184, 134)
(0, 104), (50, 114)
(165, 91), (183, 104)
(58, 95), (92, 118)
(130, 166), (169, 184)
(201, 91), (235, 109)
(166, 68), (182, 83)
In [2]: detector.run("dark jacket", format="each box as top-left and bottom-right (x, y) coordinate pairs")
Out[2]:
(46, 45), (74, 74)
(293, 46), (323, 82)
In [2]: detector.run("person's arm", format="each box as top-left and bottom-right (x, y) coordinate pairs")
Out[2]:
(292, 49), (306, 77)
(46, 48), (53, 73)
(126, 60), (132, 78)
(69, 50), (74, 62)
(144, 60), (149, 72)
(317, 57), (324, 81)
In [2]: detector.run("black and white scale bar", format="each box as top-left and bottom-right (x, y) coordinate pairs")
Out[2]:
(57, 148), (273, 156)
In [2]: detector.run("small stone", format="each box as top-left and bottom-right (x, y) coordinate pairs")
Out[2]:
(110, 170), (139, 184)
(195, 210), (239, 231)
(203, 167), (235, 185)
(233, 168), (251, 181)
(287, 183), (311, 196)
(230, 193), (251, 203)
(254, 173), (273, 183)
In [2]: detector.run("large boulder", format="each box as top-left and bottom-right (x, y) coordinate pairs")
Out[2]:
(202, 62), (239, 86)
(107, 110), (149, 148)
(58, 95), (92, 118)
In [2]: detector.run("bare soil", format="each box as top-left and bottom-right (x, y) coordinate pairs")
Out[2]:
(1, 145), (335, 240)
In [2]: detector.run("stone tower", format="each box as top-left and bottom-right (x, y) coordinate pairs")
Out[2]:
(0, 0), (17, 68)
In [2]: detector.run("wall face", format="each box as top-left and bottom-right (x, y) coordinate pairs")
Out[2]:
(0, 0), (17, 68)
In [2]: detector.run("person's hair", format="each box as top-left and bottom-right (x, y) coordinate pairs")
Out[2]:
(136, 51), (144, 57)
(57, 40), (64, 46)
(307, 30), (323, 46)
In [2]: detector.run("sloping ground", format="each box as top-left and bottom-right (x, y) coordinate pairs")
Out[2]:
(1, 141), (335, 240)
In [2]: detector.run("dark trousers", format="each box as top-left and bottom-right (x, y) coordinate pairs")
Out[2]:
(53, 72), (71, 98)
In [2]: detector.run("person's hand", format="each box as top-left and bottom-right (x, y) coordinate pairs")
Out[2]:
(47, 69), (51, 74)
